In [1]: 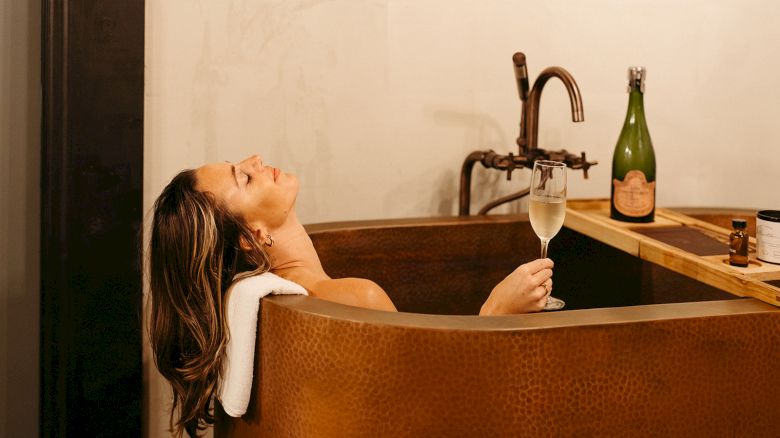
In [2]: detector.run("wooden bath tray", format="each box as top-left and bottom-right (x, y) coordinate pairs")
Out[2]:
(564, 199), (780, 307)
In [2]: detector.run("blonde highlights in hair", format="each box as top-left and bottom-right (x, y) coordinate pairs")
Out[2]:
(148, 170), (269, 437)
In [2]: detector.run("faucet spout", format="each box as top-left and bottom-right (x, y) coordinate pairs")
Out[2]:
(522, 66), (584, 153)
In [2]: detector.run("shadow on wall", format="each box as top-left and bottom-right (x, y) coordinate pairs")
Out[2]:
(0, 0), (41, 436)
(431, 108), (531, 215)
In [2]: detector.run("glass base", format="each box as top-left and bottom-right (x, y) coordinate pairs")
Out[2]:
(544, 295), (565, 311)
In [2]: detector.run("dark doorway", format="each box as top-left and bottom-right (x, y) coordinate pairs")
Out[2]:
(41, 1), (144, 436)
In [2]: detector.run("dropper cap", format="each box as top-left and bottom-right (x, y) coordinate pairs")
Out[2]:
(627, 66), (646, 93)
(732, 218), (747, 229)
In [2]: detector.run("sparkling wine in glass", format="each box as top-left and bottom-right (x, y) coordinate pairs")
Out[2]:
(528, 160), (567, 311)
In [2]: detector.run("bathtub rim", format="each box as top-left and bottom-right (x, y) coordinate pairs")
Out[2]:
(303, 207), (758, 234)
(264, 294), (776, 332)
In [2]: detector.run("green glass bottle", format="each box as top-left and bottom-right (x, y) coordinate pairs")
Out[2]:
(610, 66), (656, 222)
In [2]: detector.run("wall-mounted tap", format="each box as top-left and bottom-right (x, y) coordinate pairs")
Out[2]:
(518, 63), (584, 153)
(459, 52), (597, 216)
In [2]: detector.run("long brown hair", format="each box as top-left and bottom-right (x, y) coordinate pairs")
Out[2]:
(148, 170), (270, 437)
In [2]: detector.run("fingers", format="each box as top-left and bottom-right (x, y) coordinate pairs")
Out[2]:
(518, 258), (554, 275)
(487, 258), (555, 315)
(509, 259), (552, 285)
(531, 275), (554, 313)
(507, 258), (554, 293)
(532, 279), (558, 311)
(531, 268), (553, 286)
(530, 278), (552, 300)
(532, 293), (550, 312)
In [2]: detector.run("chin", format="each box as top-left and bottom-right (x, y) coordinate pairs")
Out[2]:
(284, 174), (300, 207)
(284, 173), (300, 192)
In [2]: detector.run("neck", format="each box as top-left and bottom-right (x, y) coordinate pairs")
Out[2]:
(265, 210), (329, 288)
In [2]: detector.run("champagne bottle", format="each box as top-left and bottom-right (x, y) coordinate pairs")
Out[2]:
(610, 66), (656, 222)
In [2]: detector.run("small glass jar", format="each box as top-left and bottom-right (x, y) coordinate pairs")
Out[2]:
(729, 218), (749, 267)
(757, 210), (780, 264)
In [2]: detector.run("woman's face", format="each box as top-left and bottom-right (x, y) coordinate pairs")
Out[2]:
(195, 155), (299, 230)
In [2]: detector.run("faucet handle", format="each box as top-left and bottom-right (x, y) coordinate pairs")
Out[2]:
(512, 52), (530, 102)
(531, 148), (598, 178)
(580, 152), (593, 179)
(563, 151), (598, 179)
(505, 152), (514, 180)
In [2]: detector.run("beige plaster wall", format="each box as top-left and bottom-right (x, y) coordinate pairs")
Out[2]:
(144, 1), (780, 436)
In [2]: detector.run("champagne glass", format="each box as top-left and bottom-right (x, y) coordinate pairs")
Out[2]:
(528, 160), (567, 311)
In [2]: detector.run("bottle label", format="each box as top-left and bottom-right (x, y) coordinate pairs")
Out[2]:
(613, 170), (655, 217)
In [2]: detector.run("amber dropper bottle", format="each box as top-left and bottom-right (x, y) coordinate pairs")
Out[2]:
(729, 218), (749, 267)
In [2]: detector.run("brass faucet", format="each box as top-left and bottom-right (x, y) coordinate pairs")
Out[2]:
(458, 52), (596, 216)
(517, 59), (584, 153)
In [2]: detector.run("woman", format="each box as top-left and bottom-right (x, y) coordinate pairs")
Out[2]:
(149, 154), (554, 437)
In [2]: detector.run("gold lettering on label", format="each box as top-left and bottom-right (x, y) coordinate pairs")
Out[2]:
(613, 170), (655, 217)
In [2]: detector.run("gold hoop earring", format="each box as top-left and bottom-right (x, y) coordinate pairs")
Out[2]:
(264, 234), (274, 247)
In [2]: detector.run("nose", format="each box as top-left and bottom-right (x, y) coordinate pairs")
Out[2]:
(239, 155), (263, 172)
(241, 155), (262, 166)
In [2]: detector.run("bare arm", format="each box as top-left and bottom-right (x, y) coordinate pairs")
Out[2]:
(307, 258), (552, 315)
(310, 277), (398, 312)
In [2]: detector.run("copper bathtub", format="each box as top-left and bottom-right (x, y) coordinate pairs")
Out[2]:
(216, 210), (780, 437)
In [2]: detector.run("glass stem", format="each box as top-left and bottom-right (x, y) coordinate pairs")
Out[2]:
(540, 238), (550, 259)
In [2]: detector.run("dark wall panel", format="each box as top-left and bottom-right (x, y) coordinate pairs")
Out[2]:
(41, 1), (144, 436)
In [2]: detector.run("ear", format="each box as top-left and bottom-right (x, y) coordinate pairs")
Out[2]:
(239, 229), (264, 251)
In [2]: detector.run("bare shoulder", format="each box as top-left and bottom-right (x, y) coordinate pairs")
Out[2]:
(314, 277), (388, 299)
(311, 277), (397, 312)
(319, 277), (383, 292)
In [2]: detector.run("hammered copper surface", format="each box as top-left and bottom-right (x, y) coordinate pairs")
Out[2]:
(215, 213), (777, 437)
(216, 299), (779, 437)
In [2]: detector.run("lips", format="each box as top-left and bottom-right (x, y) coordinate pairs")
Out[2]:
(273, 167), (280, 181)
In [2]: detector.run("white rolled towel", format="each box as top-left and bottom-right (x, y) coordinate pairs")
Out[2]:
(217, 272), (307, 417)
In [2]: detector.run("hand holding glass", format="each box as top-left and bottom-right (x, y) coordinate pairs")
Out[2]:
(528, 160), (566, 311)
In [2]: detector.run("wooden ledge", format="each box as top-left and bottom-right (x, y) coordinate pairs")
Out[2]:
(565, 199), (780, 306)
